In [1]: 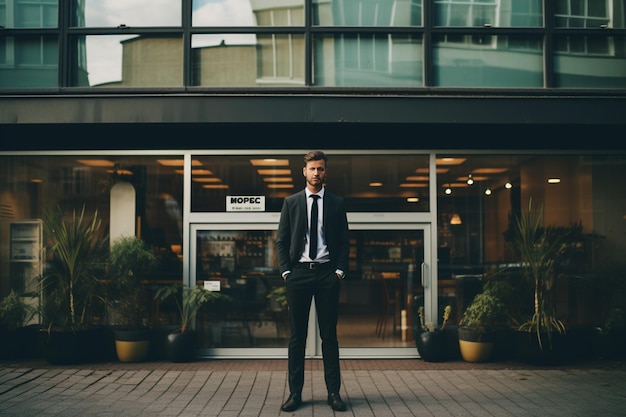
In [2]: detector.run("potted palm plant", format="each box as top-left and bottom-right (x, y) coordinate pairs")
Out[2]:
(39, 204), (109, 364)
(154, 284), (232, 362)
(509, 199), (568, 364)
(109, 235), (159, 362)
(415, 304), (452, 362)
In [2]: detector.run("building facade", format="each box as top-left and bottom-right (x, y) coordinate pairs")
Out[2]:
(1, 0), (625, 359)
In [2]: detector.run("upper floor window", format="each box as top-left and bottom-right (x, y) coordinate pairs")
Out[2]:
(434, 0), (543, 27)
(313, 0), (423, 26)
(1, 0), (57, 28)
(192, 0), (304, 27)
(554, 0), (622, 28)
(71, 0), (181, 27)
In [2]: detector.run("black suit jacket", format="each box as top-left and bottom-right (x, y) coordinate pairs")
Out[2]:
(276, 188), (350, 275)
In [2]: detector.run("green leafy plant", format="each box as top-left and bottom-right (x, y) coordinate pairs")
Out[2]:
(266, 286), (287, 311)
(418, 305), (451, 332)
(0, 290), (36, 332)
(154, 284), (232, 333)
(109, 236), (159, 329)
(459, 291), (506, 335)
(41, 204), (108, 330)
(510, 199), (567, 350)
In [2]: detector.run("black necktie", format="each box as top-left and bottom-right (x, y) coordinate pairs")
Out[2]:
(309, 195), (320, 260)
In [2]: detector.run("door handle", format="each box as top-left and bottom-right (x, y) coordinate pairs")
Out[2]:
(421, 262), (427, 288)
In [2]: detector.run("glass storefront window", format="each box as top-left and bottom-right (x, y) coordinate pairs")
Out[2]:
(433, 35), (543, 87)
(190, 153), (430, 213)
(69, 35), (184, 87)
(0, 35), (59, 88)
(434, 0), (543, 27)
(312, 0), (423, 26)
(312, 33), (423, 87)
(71, 0), (181, 27)
(191, 33), (305, 87)
(0, 154), (184, 281)
(554, 36), (626, 88)
(192, 0), (304, 27)
(2, 151), (626, 356)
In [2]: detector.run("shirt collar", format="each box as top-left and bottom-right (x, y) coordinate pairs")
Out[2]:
(306, 188), (325, 199)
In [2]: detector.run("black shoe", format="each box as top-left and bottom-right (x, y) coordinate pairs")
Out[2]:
(327, 392), (347, 412)
(281, 393), (302, 412)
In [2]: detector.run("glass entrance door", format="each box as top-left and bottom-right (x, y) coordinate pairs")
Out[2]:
(328, 224), (430, 358)
(190, 223), (432, 358)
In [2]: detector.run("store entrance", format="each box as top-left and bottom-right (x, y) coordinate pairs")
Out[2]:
(190, 223), (433, 359)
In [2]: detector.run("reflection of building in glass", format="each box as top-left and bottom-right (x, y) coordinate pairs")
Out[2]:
(1, 0), (625, 88)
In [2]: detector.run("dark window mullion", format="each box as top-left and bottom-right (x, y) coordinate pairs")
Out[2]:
(182, 0), (192, 88)
(305, 0), (312, 86)
(58, 0), (69, 88)
(423, 0), (433, 87)
(544, 0), (554, 88)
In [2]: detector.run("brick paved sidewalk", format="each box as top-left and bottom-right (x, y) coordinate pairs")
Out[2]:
(1, 358), (625, 417)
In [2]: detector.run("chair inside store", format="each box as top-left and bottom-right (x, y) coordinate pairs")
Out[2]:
(375, 274), (399, 339)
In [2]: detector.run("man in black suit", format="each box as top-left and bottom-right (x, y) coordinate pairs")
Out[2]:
(276, 150), (350, 412)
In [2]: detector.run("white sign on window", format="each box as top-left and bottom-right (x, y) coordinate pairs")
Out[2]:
(226, 196), (265, 212)
(204, 280), (221, 292)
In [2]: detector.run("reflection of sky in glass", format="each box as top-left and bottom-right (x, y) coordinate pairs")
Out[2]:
(87, 36), (136, 86)
(84, 0), (182, 26)
(85, 0), (255, 86)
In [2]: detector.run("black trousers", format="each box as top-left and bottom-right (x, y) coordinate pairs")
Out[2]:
(285, 265), (342, 395)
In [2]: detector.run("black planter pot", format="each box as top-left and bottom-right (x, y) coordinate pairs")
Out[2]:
(166, 330), (196, 363)
(515, 330), (568, 366)
(415, 329), (447, 362)
(443, 325), (461, 360)
(492, 326), (516, 361)
(39, 327), (106, 365)
(150, 325), (179, 360)
(595, 326), (626, 360)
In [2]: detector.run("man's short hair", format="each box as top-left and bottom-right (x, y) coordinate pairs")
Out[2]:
(304, 150), (327, 166)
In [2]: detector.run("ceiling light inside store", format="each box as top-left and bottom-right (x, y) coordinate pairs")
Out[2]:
(193, 177), (222, 183)
(485, 188), (492, 195)
(436, 157), (466, 165)
(405, 176), (429, 181)
(369, 182), (383, 187)
(450, 214), (462, 225)
(250, 159), (289, 166)
(400, 183), (428, 188)
(263, 177), (292, 183)
(77, 159), (115, 167)
(472, 167), (509, 174)
(416, 167), (449, 174)
(406, 197), (419, 203)
(466, 174), (474, 185)
(505, 181), (513, 189)
(175, 169), (215, 175)
(257, 169), (291, 176)
(267, 184), (294, 189)
(547, 178), (561, 184)
(202, 184), (229, 189)
(157, 159), (203, 166)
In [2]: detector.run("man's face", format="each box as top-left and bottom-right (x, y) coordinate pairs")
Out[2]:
(303, 159), (327, 190)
